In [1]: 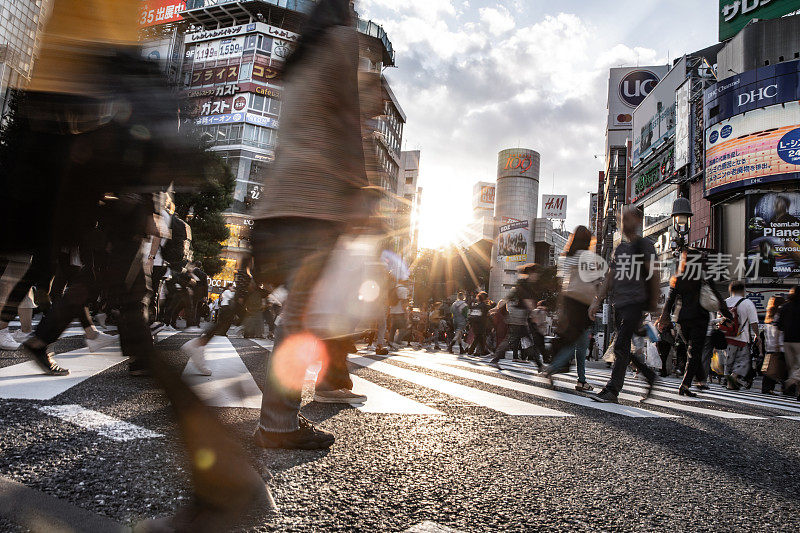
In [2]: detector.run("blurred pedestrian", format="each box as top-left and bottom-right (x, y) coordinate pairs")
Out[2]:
(777, 287), (800, 399)
(466, 291), (490, 356)
(720, 281), (760, 390)
(762, 295), (786, 395)
(447, 291), (469, 354)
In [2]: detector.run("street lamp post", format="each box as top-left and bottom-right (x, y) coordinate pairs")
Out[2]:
(670, 197), (693, 256)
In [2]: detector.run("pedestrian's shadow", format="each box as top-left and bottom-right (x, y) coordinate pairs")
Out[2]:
(597, 406), (800, 502)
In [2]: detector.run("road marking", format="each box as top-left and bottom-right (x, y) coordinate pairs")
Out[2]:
(155, 329), (182, 341)
(349, 356), (570, 417)
(777, 416), (800, 421)
(0, 346), (127, 400)
(390, 353), (674, 418)
(404, 521), (461, 533)
(182, 336), (262, 409)
(349, 374), (443, 415)
(249, 338), (275, 351)
(36, 404), (163, 442)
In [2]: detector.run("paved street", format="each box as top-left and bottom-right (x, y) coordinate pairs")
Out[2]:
(1, 327), (799, 532)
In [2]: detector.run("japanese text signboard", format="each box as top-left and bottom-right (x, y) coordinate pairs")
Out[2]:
(719, 0), (800, 41)
(139, 1), (186, 27)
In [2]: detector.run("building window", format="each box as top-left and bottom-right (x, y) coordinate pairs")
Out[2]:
(257, 35), (273, 55)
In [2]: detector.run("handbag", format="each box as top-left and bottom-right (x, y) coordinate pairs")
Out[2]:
(762, 352), (788, 381)
(711, 350), (725, 375)
(700, 282), (720, 312)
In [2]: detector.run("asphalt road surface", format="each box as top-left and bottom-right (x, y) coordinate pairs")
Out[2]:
(1, 325), (799, 532)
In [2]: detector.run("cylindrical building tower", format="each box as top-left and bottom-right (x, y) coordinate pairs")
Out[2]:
(488, 148), (541, 300)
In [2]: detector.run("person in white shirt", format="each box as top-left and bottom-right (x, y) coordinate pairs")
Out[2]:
(387, 280), (410, 347)
(722, 281), (761, 390)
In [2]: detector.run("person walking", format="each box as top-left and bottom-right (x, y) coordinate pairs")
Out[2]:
(490, 263), (544, 366)
(241, 0), (380, 449)
(777, 287), (800, 399)
(387, 280), (410, 348)
(720, 281), (760, 390)
(426, 301), (447, 350)
(657, 248), (731, 397)
(762, 296), (786, 395)
(542, 226), (604, 392)
(447, 292), (469, 354)
(589, 206), (659, 403)
(466, 291), (490, 356)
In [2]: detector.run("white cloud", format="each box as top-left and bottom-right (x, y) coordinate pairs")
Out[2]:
(478, 6), (514, 35)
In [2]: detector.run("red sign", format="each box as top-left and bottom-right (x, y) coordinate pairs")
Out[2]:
(503, 154), (532, 172)
(139, 1), (186, 28)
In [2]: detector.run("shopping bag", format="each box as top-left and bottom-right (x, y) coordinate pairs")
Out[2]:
(711, 350), (725, 375)
(602, 338), (616, 364)
(762, 352), (788, 381)
(645, 342), (661, 368)
(307, 235), (384, 338)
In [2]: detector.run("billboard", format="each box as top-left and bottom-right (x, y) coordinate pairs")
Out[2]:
(472, 182), (495, 211)
(719, 0), (800, 41)
(139, 1), (185, 27)
(589, 193), (598, 234)
(704, 59), (800, 127)
(607, 66), (669, 130)
(193, 36), (245, 63)
(705, 101), (800, 195)
(497, 220), (529, 264)
(747, 191), (800, 278)
(190, 65), (240, 86)
(541, 195), (567, 220)
(185, 22), (300, 44)
(631, 148), (675, 203)
(674, 80), (691, 170)
(631, 57), (686, 167)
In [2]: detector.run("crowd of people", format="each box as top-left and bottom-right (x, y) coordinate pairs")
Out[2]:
(2, 0), (799, 529)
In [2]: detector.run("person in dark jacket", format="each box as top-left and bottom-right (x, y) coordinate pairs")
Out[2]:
(658, 248), (732, 396)
(466, 291), (491, 356)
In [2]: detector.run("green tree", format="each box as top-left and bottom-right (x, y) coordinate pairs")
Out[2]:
(173, 150), (234, 277)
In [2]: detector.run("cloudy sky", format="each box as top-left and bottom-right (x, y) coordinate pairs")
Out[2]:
(355, 0), (718, 248)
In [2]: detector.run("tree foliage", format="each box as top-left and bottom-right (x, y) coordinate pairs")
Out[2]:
(173, 150), (235, 277)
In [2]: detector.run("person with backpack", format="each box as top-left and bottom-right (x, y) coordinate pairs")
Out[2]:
(777, 287), (800, 399)
(720, 281), (761, 391)
(466, 291), (491, 356)
(447, 291), (469, 354)
(387, 279), (410, 348)
(589, 206), (659, 403)
(657, 249), (731, 397)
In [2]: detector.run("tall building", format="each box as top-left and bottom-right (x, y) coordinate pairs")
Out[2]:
(0, 0), (50, 115)
(399, 150), (421, 261)
(172, 0), (400, 292)
(488, 148), (540, 299)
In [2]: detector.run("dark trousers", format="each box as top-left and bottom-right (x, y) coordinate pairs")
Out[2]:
(656, 339), (671, 375)
(251, 218), (345, 432)
(467, 329), (488, 355)
(202, 305), (236, 339)
(678, 317), (709, 389)
(549, 296), (590, 363)
(604, 303), (656, 396)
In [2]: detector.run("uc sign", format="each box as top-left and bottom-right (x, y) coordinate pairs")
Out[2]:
(504, 154), (533, 172)
(619, 70), (660, 108)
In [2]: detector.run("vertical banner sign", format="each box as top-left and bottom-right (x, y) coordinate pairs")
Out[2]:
(541, 195), (567, 220)
(497, 220), (529, 264)
(746, 191), (800, 278)
(674, 80), (691, 170)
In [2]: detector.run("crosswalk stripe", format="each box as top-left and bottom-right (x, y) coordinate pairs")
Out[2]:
(249, 338), (274, 351)
(0, 346), (127, 400)
(181, 336), (262, 409)
(37, 404), (163, 441)
(777, 416), (800, 421)
(155, 329), (182, 341)
(350, 374), (444, 415)
(391, 352), (675, 418)
(349, 356), (571, 417)
(579, 368), (800, 413)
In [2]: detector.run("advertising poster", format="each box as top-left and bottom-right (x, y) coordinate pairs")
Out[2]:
(674, 80), (691, 170)
(497, 220), (529, 264)
(190, 65), (240, 86)
(747, 192), (800, 278)
(541, 195), (567, 220)
(706, 101), (800, 195)
(607, 66), (669, 130)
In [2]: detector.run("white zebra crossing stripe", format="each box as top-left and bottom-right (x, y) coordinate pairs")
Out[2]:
(181, 336), (262, 409)
(777, 416), (800, 421)
(390, 352), (675, 418)
(155, 329), (182, 341)
(350, 374), (444, 415)
(349, 356), (571, 417)
(0, 346), (127, 400)
(37, 404), (163, 441)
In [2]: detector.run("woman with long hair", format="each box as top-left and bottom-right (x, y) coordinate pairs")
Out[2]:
(542, 226), (603, 391)
(658, 249), (732, 396)
(762, 295), (786, 395)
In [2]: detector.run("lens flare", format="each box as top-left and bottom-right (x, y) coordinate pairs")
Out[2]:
(269, 333), (327, 393)
(358, 279), (380, 302)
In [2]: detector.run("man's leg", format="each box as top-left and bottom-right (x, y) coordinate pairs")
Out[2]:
(602, 304), (642, 397)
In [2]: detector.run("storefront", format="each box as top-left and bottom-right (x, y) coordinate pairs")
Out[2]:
(703, 59), (800, 309)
